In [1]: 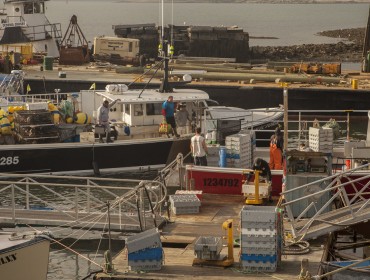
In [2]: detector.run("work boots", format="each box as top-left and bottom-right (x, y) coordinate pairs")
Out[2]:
(106, 132), (113, 143)
(172, 128), (180, 138)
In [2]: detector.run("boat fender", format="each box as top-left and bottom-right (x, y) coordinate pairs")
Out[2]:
(51, 111), (60, 124)
(105, 84), (128, 93)
(211, 130), (217, 144)
(0, 116), (11, 134)
(104, 250), (113, 273)
(205, 131), (212, 144)
(124, 126), (130, 136)
(92, 161), (101, 176)
(219, 146), (227, 168)
(74, 112), (91, 124)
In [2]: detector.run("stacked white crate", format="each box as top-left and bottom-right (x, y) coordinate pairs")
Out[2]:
(169, 194), (201, 214)
(126, 228), (163, 271)
(206, 144), (221, 167)
(194, 236), (223, 260)
(309, 127), (333, 153)
(225, 133), (252, 168)
(240, 206), (283, 272)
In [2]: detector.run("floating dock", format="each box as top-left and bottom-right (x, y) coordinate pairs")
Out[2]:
(95, 194), (323, 280)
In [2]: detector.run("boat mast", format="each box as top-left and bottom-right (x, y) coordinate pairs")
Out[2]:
(158, 0), (172, 93)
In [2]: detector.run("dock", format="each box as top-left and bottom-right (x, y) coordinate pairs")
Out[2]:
(95, 194), (324, 280)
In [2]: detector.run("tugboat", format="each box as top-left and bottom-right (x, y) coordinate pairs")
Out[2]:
(0, 0), (62, 57)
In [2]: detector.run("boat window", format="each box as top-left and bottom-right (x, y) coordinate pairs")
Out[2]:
(125, 104), (130, 115)
(24, 3), (33, 14)
(14, 7), (20, 13)
(33, 3), (41, 13)
(134, 104), (143, 116)
(129, 42), (133, 52)
(146, 103), (162, 116)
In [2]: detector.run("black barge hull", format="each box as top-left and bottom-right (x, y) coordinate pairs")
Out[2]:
(25, 79), (370, 111)
(0, 137), (190, 175)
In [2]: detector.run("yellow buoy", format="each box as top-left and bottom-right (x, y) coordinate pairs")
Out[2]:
(74, 112), (91, 124)
(66, 117), (73, 124)
(0, 115), (11, 134)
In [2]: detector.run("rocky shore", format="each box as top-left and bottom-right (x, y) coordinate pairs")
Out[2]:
(250, 27), (365, 62)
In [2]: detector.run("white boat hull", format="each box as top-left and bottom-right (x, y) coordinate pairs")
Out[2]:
(0, 235), (50, 280)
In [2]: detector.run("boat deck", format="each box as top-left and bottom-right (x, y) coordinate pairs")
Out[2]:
(95, 194), (324, 280)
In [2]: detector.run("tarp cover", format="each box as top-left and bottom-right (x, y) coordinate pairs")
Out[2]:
(0, 26), (30, 44)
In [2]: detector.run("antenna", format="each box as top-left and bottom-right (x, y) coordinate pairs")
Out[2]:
(161, 0), (164, 44)
(171, 0), (174, 46)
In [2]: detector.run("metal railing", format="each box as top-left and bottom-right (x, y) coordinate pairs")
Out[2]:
(281, 163), (370, 240)
(22, 23), (62, 41)
(0, 173), (167, 231)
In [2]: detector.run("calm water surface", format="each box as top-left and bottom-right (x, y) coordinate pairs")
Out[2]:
(47, 1), (369, 46)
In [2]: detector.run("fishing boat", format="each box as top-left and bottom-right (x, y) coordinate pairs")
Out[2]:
(0, 0), (62, 57)
(0, 46), (283, 175)
(0, 230), (51, 280)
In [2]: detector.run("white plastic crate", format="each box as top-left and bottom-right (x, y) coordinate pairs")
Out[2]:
(241, 246), (277, 256)
(79, 132), (95, 143)
(241, 206), (278, 222)
(25, 102), (49, 110)
(206, 145), (221, 156)
(128, 259), (162, 271)
(240, 260), (277, 272)
(169, 194), (201, 207)
(242, 183), (270, 198)
(194, 236), (222, 260)
(126, 228), (161, 253)
(241, 228), (277, 237)
(172, 205), (199, 215)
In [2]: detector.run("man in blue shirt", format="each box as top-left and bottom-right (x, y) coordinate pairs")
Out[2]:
(162, 96), (179, 137)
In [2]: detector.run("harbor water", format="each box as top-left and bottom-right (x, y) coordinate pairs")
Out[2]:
(47, 1), (369, 47)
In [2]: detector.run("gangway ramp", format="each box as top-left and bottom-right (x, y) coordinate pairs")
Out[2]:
(0, 174), (167, 232)
(282, 164), (370, 241)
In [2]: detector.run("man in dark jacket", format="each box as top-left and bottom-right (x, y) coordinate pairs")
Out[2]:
(247, 157), (272, 183)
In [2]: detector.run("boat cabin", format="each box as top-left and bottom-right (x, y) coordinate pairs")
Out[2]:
(1, 0), (47, 25)
(0, 0), (62, 57)
(79, 85), (210, 139)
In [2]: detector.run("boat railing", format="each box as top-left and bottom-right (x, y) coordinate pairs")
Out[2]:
(1, 92), (68, 104)
(22, 22), (62, 41)
(209, 108), (367, 148)
(2, 16), (26, 26)
(281, 163), (370, 240)
(0, 73), (23, 96)
(157, 152), (191, 189)
(0, 173), (167, 231)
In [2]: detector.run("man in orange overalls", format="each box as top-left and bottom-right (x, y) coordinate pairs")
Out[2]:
(269, 127), (283, 170)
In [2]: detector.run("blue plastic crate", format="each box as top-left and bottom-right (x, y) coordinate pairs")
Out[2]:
(240, 254), (277, 263)
(128, 247), (163, 261)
